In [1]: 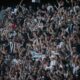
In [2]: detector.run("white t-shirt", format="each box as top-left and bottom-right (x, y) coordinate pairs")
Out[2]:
(47, 5), (53, 12)
(9, 41), (14, 53)
(57, 42), (64, 48)
(50, 60), (57, 66)
(13, 8), (18, 14)
(12, 59), (18, 65)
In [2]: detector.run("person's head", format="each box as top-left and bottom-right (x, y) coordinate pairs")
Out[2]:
(22, 4), (26, 7)
(47, 3), (51, 6)
(42, 4), (45, 9)
(72, 47), (77, 54)
(1, 6), (4, 10)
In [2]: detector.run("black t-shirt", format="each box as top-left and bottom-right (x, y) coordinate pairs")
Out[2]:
(76, 44), (80, 54)
(72, 43), (80, 54)
(44, 76), (51, 80)
(22, 32), (28, 40)
(64, 0), (72, 8)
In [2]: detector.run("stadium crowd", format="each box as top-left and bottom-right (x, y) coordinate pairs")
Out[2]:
(0, 0), (80, 80)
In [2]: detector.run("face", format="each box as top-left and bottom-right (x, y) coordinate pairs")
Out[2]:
(42, 5), (45, 9)
(72, 47), (77, 53)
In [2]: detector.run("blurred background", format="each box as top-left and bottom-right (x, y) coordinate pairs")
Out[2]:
(0, 0), (59, 7)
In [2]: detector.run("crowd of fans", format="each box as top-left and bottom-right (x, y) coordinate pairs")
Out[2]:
(0, 0), (80, 80)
